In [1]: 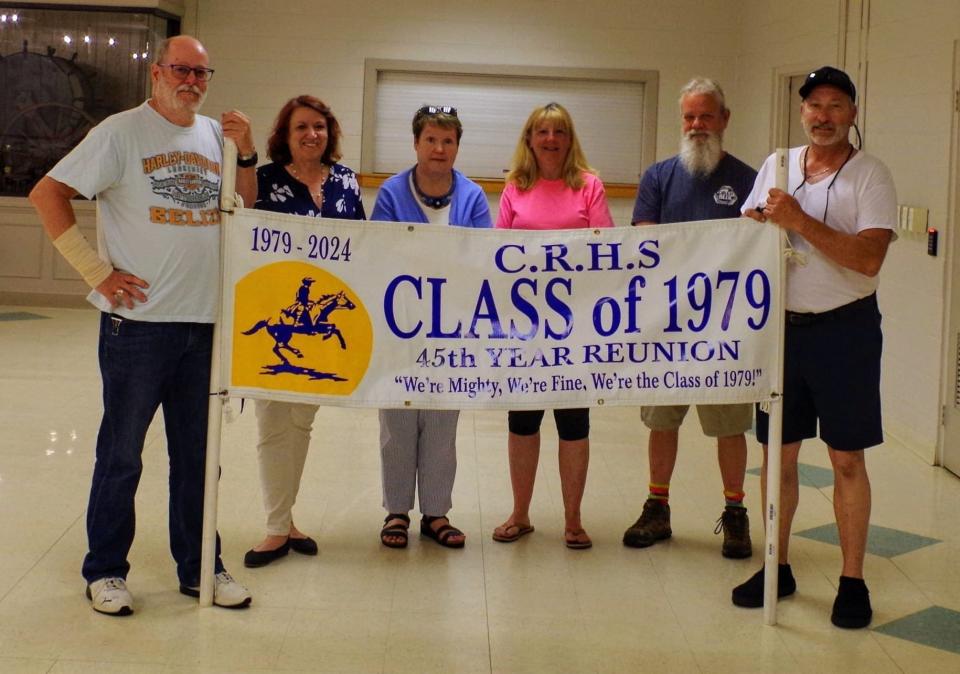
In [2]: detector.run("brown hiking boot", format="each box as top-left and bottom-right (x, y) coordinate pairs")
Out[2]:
(622, 499), (671, 548)
(715, 506), (752, 558)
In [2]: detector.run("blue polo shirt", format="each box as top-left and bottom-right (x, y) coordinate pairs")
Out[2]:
(632, 153), (757, 224)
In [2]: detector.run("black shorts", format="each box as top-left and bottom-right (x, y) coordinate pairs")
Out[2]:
(508, 408), (590, 441)
(756, 294), (883, 451)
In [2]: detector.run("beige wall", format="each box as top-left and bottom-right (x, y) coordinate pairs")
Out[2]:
(863, 2), (959, 460)
(4, 0), (957, 462)
(727, 0), (959, 461)
(183, 0), (746, 225)
(186, 0), (744, 163)
(726, 0), (842, 166)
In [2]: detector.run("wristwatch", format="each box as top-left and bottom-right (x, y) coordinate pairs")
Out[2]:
(237, 150), (258, 168)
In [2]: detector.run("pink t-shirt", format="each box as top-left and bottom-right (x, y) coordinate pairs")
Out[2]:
(496, 173), (614, 230)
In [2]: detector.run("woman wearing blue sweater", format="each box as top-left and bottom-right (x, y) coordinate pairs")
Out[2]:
(371, 106), (491, 548)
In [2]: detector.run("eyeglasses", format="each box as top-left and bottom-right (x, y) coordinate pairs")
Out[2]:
(416, 105), (457, 117)
(157, 63), (215, 82)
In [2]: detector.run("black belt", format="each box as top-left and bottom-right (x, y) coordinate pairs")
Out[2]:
(785, 293), (876, 326)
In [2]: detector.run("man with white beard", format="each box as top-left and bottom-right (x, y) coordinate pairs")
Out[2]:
(623, 77), (757, 559)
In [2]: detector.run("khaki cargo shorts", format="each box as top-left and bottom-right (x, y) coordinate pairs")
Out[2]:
(640, 403), (752, 437)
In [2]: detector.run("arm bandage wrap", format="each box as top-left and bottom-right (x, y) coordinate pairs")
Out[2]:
(52, 224), (114, 288)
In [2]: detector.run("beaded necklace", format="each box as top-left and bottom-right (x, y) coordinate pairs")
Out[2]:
(412, 166), (455, 209)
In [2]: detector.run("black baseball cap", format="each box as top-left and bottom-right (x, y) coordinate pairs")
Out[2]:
(798, 66), (856, 101)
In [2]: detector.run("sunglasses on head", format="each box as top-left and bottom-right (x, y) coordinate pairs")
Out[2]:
(416, 105), (457, 117)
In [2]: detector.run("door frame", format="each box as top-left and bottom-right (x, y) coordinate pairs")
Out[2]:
(938, 39), (960, 471)
(769, 63), (822, 153)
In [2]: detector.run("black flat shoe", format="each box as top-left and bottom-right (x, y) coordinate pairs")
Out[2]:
(243, 539), (291, 568)
(289, 536), (318, 556)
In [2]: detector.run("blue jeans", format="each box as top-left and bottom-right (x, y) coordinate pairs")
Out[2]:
(82, 313), (224, 586)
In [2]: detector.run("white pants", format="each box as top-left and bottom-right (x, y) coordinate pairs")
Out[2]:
(379, 409), (459, 516)
(255, 399), (319, 535)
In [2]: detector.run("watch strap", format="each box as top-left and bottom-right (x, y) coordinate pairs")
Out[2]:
(237, 151), (258, 168)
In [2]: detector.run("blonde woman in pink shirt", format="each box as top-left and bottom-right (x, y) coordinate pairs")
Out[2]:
(492, 102), (613, 549)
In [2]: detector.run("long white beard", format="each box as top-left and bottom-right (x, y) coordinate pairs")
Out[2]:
(679, 131), (723, 177)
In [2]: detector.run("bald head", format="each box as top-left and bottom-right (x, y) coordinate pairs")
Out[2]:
(154, 35), (208, 65)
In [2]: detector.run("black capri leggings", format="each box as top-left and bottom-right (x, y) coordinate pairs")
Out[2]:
(507, 408), (590, 441)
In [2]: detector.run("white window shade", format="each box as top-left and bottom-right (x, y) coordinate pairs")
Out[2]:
(364, 63), (658, 185)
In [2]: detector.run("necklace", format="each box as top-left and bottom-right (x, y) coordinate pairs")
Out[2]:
(411, 166), (455, 209)
(800, 147), (851, 183)
(288, 163), (328, 202)
(804, 165), (833, 180)
(792, 144), (855, 224)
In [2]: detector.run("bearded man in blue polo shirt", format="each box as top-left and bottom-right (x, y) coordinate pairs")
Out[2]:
(624, 77), (757, 560)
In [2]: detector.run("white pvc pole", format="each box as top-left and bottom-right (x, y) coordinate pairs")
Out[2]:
(220, 140), (237, 213)
(763, 148), (789, 625)
(198, 139), (237, 607)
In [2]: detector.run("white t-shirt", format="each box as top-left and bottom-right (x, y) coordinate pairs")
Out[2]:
(49, 101), (224, 322)
(744, 147), (897, 313)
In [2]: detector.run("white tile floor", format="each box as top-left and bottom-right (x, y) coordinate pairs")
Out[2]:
(2, 305), (960, 673)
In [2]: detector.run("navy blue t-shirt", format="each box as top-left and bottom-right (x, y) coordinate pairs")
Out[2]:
(631, 153), (757, 224)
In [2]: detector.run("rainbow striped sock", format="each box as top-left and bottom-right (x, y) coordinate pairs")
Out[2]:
(724, 489), (746, 508)
(649, 482), (670, 503)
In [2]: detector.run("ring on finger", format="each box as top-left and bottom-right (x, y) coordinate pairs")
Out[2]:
(115, 288), (125, 298)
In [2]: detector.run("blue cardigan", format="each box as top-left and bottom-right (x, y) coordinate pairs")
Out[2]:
(371, 167), (491, 228)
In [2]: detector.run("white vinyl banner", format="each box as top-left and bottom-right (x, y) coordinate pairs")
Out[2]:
(220, 210), (782, 409)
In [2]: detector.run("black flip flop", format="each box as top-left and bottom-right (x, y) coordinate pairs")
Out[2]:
(565, 529), (593, 550)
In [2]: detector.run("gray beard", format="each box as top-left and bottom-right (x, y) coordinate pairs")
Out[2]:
(154, 83), (205, 115)
(679, 132), (723, 177)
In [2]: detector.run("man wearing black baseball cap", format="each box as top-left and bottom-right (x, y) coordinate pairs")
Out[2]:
(798, 65), (857, 101)
(732, 66), (897, 629)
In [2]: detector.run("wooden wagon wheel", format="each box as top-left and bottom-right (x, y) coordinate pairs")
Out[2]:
(0, 102), (96, 187)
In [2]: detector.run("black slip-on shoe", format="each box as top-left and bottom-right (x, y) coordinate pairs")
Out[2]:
(243, 539), (291, 568)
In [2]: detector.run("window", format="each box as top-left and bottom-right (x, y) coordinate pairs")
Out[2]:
(362, 60), (659, 189)
(0, 4), (178, 196)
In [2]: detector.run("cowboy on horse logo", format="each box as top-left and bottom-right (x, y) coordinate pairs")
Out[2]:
(243, 276), (357, 380)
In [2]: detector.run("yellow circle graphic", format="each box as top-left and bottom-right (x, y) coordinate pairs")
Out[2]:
(231, 261), (373, 395)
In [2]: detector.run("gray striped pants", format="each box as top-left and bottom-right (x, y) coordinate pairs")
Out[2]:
(378, 409), (459, 516)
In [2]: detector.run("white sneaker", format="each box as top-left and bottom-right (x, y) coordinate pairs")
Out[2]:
(180, 571), (252, 608)
(86, 577), (134, 616)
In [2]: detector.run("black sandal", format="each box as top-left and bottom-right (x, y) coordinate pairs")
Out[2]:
(420, 515), (466, 549)
(381, 513), (410, 548)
